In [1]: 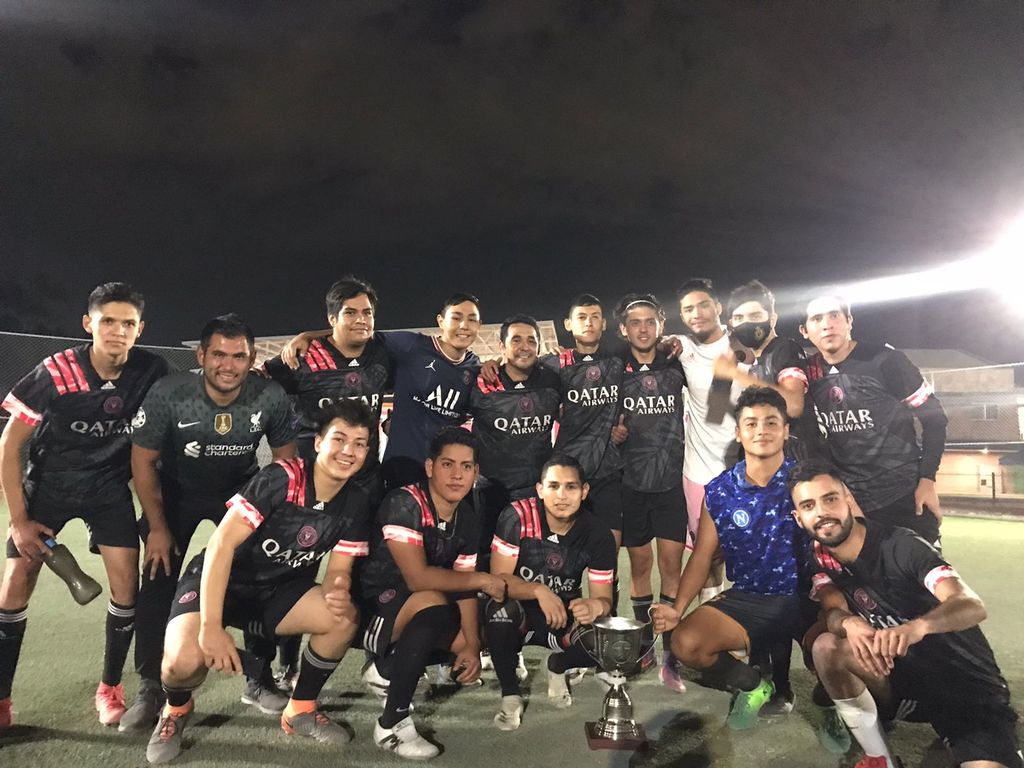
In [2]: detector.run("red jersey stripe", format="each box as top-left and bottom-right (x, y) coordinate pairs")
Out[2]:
(407, 484), (434, 528)
(44, 357), (70, 395)
(52, 352), (81, 393)
(63, 350), (91, 392)
(309, 340), (338, 371)
(2, 394), (43, 426)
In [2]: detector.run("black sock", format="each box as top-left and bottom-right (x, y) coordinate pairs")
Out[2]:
(0, 606), (28, 699)
(291, 644), (341, 702)
(483, 611), (523, 697)
(546, 644), (595, 674)
(163, 685), (194, 708)
(631, 594), (655, 652)
(611, 574), (620, 617)
(102, 601), (135, 686)
(132, 563), (180, 683)
(699, 652), (761, 693)
(768, 638), (793, 696)
(380, 604), (456, 729)
(658, 593), (675, 654)
(278, 635), (302, 671)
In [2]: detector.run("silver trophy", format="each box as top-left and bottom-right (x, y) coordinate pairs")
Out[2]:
(584, 614), (656, 750)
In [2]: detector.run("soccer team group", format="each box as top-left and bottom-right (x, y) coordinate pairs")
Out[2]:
(0, 276), (1019, 767)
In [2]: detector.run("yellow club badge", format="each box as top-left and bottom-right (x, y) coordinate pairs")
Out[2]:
(214, 413), (232, 435)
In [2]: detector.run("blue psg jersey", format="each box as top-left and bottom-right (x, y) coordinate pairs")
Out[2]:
(704, 458), (804, 595)
(377, 332), (479, 466)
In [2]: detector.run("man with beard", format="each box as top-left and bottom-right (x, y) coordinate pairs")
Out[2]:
(123, 314), (298, 731)
(799, 294), (947, 546)
(790, 463), (1020, 768)
(652, 387), (806, 731)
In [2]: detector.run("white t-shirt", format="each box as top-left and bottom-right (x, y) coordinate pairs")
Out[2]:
(673, 329), (748, 485)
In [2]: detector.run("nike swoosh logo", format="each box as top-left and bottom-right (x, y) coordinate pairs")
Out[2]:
(177, 421), (201, 428)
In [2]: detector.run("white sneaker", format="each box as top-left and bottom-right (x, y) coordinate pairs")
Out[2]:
(515, 653), (529, 682)
(479, 651), (494, 671)
(566, 667), (588, 685)
(374, 716), (440, 760)
(362, 661), (390, 700)
(547, 668), (572, 709)
(493, 695), (523, 731)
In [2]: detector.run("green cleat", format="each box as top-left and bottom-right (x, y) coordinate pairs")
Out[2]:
(813, 704), (852, 755)
(726, 678), (773, 730)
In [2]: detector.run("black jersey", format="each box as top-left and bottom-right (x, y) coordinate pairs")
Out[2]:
(806, 343), (946, 512)
(262, 336), (390, 462)
(541, 347), (624, 481)
(469, 365), (561, 492)
(810, 520), (1012, 707)
(619, 353), (686, 493)
(491, 497), (615, 602)
(750, 337), (828, 461)
(378, 332), (479, 467)
(2, 344), (169, 502)
(132, 372), (298, 500)
(222, 457), (371, 587)
(358, 483), (478, 599)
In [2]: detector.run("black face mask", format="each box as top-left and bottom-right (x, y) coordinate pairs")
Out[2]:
(732, 321), (772, 349)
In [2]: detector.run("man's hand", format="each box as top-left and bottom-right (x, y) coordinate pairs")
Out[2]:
(651, 603), (680, 634)
(610, 415), (628, 445)
(657, 336), (683, 359)
(198, 624), (242, 674)
(324, 574), (353, 621)
(144, 526), (179, 580)
(280, 334), (313, 370)
(568, 597), (604, 625)
(712, 351), (739, 381)
(537, 587), (568, 629)
(480, 359), (501, 386)
(9, 519), (54, 560)
(840, 615), (889, 678)
(477, 573), (508, 601)
(872, 620), (926, 664)
(914, 478), (942, 524)
(452, 642), (482, 685)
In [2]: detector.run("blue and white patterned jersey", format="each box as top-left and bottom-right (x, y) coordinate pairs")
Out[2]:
(704, 458), (804, 595)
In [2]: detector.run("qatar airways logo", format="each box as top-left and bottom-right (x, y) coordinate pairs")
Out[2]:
(566, 384), (618, 407)
(517, 565), (577, 594)
(317, 393), (381, 410)
(820, 408), (874, 433)
(622, 394), (676, 415)
(70, 418), (132, 437)
(494, 414), (553, 435)
(261, 538), (328, 569)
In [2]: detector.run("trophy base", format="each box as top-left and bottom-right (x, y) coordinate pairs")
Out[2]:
(585, 721), (647, 751)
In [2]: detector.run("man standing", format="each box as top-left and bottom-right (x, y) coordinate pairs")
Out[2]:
(486, 455), (615, 730)
(800, 294), (947, 545)
(122, 314), (298, 731)
(790, 463), (1020, 768)
(469, 315), (561, 569)
(145, 401), (375, 764)
(0, 282), (169, 728)
(652, 387), (806, 730)
(615, 294), (689, 693)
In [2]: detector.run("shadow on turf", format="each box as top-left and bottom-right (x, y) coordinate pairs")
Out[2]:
(618, 711), (728, 768)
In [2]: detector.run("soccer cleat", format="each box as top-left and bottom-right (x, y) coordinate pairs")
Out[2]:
(547, 668), (572, 709)
(96, 682), (127, 726)
(241, 676), (289, 714)
(760, 688), (795, 716)
(362, 660), (391, 700)
(374, 716), (440, 760)
(0, 697), (12, 729)
(146, 705), (191, 764)
(659, 655), (688, 694)
(493, 694), (523, 731)
(814, 705), (852, 755)
(514, 652), (529, 682)
(566, 667), (588, 685)
(274, 664), (300, 693)
(119, 680), (165, 732)
(281, 707), (351, 746)
(853, 757), (903, 768)
(726, 678), (773, 731)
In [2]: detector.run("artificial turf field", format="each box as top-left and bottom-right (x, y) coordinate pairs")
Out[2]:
(0, 505), (1020, 768)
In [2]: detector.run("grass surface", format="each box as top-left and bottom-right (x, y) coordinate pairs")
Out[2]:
(0, 503), (1021, 767)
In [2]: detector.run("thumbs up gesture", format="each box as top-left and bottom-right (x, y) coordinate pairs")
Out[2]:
(610, 414), (629, 445)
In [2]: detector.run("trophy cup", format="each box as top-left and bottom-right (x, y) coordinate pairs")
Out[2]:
(584, 614), (656, 750)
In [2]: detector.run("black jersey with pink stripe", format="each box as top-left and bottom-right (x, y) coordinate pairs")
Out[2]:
(491, 497), (615, 602)
(2, 344), (168, 501)
(357, 483), (478, 599)
(806, 343), (946, 512)
(262, 336), (391, 461)
(809, 519), (1011, 706)
(224, 457), (371, 587)
(619, 353), (686, 492)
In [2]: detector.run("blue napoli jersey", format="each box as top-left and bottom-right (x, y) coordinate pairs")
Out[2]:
(704, 458), (804, 595)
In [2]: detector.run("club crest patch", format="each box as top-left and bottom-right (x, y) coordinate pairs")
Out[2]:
(296, 525), (319, 547)
(731, 509), (751, 528)
(178, 590), (198, 605)
(214, 413), (232, 435)
(103, 396), (124, 415)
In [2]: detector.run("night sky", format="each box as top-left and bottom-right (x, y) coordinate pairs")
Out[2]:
(2, 2), (1023, 361)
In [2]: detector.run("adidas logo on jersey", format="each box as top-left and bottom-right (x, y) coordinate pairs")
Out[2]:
(348, 359), (360, 367)
(313, 501), (325, 511)
(547, 534), (559, 543)
(101, 381), (116, 390)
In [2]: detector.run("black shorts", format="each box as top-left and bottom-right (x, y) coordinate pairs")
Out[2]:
(701, 589), (803, 650)
(7, 485), (138, 557)
(867, 493), (941, 549)
(585, 472), (623, 533)
(358, 586), (461, 656)
(621, 484), (686, 547)
(167, 553), (316, 638)
(886, 653), (1021, 766)
(138, 491), (227, 552)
